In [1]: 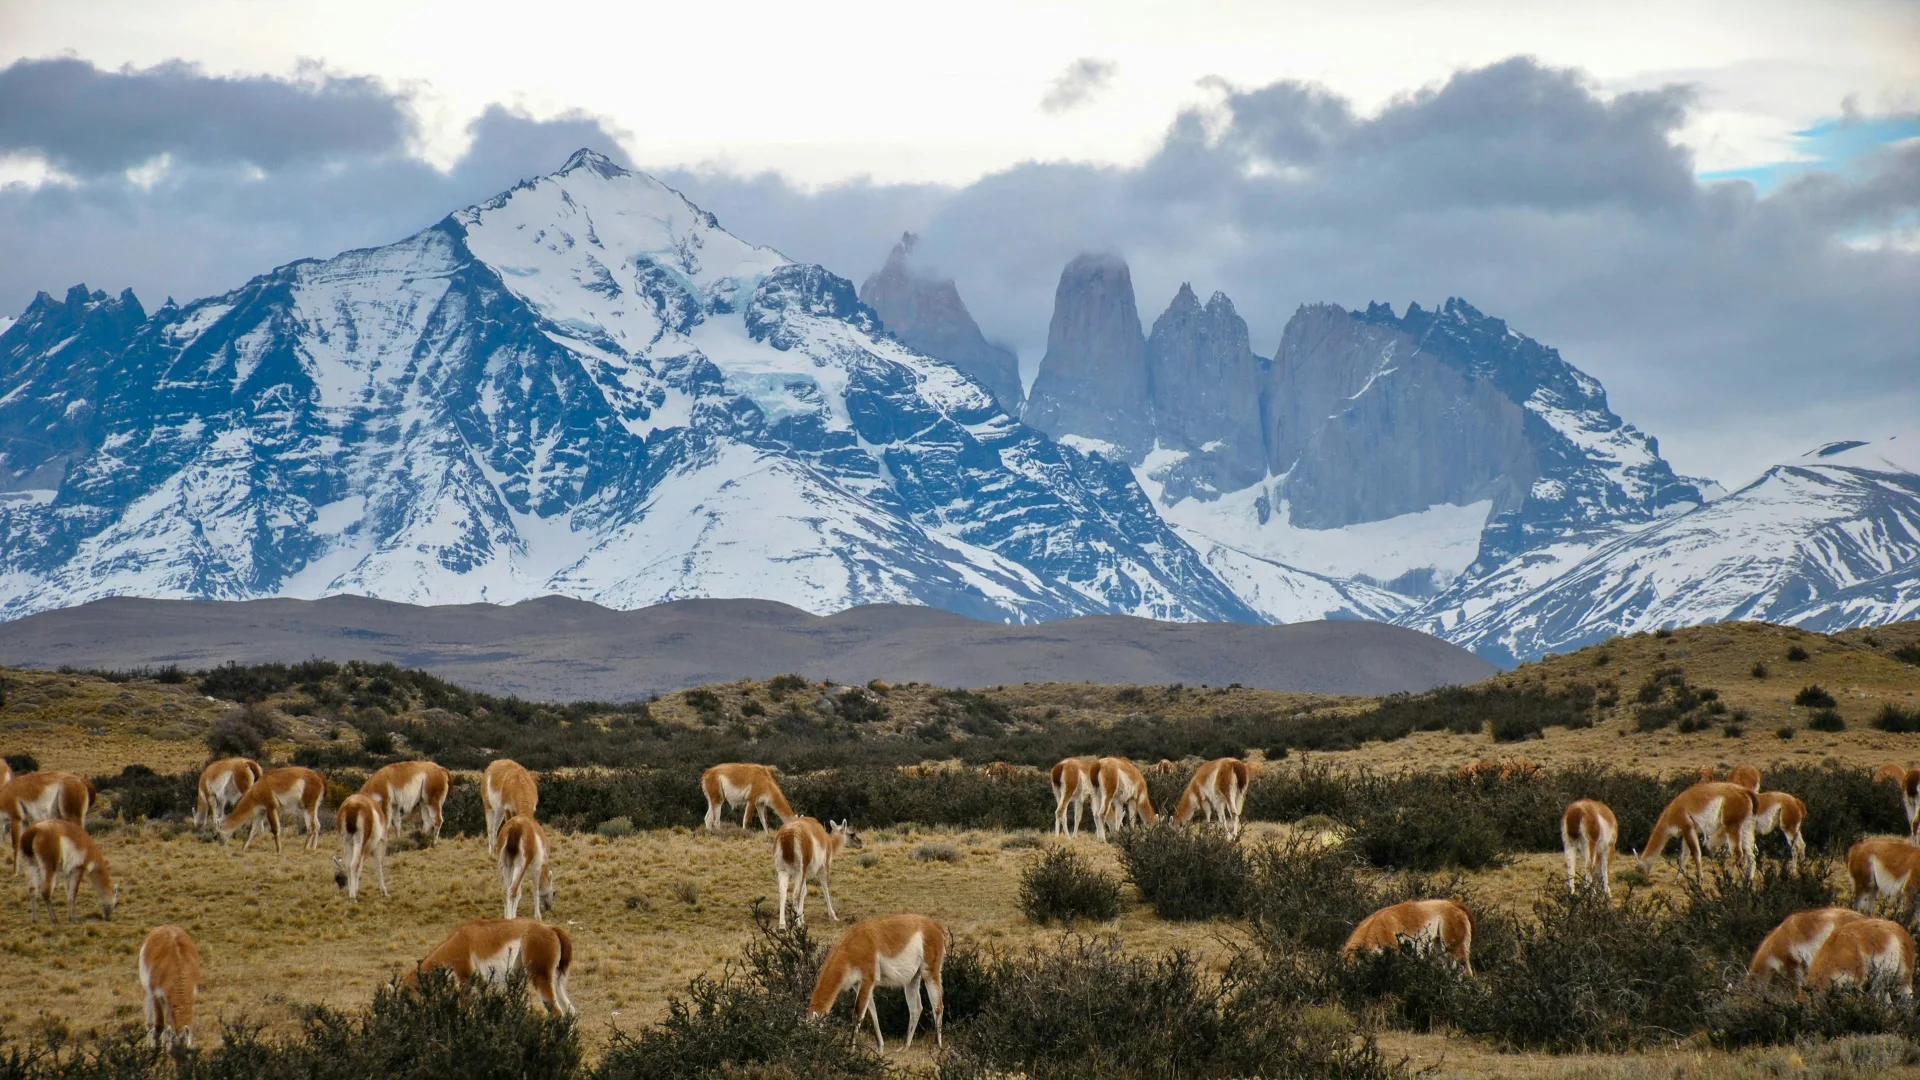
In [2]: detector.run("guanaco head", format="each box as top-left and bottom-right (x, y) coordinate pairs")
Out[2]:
(832, 819), (864, 852)
(97, 879), (120, 921)
(332, 857), (350, 891)
(539, 869), (558, 914)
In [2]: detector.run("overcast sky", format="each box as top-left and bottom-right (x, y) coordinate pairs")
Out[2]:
(1, 0), (1915, 485)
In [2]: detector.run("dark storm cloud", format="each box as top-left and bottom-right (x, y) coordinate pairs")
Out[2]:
(1040, 58), (1118, 113)
(1, 56), (1911, 481)
(0, 60), (632, 311)
(0, 57), (412, 175)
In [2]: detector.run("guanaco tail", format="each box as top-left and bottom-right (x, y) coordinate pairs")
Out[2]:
(332, 792), (389, 901)
(1561, 799), (1619, 896)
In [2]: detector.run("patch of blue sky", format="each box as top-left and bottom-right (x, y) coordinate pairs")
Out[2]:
(1699, 115), (1920, 195)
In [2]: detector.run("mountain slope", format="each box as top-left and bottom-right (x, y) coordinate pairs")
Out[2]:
(0, 151), (1257, 625)
(1407, 433), (1920, 662)
(858, 233), (1024, 417)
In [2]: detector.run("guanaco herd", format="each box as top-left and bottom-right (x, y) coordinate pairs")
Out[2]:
(10, 749), (1920, 1051)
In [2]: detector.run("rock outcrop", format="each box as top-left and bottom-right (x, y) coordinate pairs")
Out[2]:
(858, 233), (1024, 416)
(1023, 253), (1152, 461)
(1143, 284), (1266, 501)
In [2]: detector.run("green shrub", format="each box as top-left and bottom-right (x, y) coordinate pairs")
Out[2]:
(1115, 823), (1250, 920)
(93, 765), (196, 822)
(205, 702), (285, 759)
(1796, 685), (1838, 708)
(913, 842), (962, 863)
(595, 816), (636, 839)
(1709, 984), (1920, 1048)
(1346, 774), (1508, 871)
(1019, 847), (1123, 924)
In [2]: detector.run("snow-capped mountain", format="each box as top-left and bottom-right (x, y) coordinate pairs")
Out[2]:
(1404, 433), (1920, 663)
(0, 151), (1257, 624)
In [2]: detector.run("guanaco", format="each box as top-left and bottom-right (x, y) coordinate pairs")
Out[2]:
(808, 913), (947, 1050)
(1729, 764), (1762, 792)
(1637, 781), (1757, 880)
(494, 814), (555, 920)
(1752, 791), (1808, 868)
(1092, 757), (1155, 840)
(138, 925), (201, 1049)
(1172, 758), (1253, 838)
(1, 771), (96, 870)
(1561, 799), (1619, 896)
(408, 918), (574, 1015)
(358, 761), (451, 843)
(1805, 917), (1915, 994)
(21, 819), (117, 923)
(194, 758), (262, 829)
(701, 763), (794, 832)
(1847, 837), (1920, 916)
(1749, 907), (1866, 987)
(1049, 757), (1098, 837)
(774, 817), (862, 928)
(1874, 765), (1920, 841)
(332, 792), (389, 901)
(218, 766), (326, 853)
(1343, 899), (1474, 975)
(482, 759), (538, 845)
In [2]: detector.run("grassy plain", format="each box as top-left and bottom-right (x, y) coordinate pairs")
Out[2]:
(3, 619), (1919, 1078)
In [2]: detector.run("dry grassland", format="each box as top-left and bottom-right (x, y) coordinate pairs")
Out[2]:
(3, 620), (1919, 1078)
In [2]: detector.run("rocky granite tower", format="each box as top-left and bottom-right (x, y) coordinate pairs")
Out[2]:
(859, 234), (1024, 416)
(1023, 253), (1151, 461)
(1143, 284), (1266, 501)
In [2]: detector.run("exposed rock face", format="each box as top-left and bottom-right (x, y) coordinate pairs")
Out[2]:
(858, 233), (1024, 416)
(1023, 253), (1151, 460)
(1144, 284), (1266, 501)
(0, 284), (146, 492)
(1263, 304), (1533, 530)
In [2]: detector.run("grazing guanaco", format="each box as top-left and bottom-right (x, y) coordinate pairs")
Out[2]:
(1752, 791), (1809, 868)
(1343, 899), (1474, 975)
(701, 763), (794, 832)
(1, 771), (96, 870)
(494, 814), (555, 921)
(358, 761), (451, 843)
(1729, 764), (1762, 792)
(1092, 757), (1155, 840)
(1874, 765), (1920, 841)
(482, 759), (538, 846)
(1561, 799), (1619, 896)
(774, 817), (862, 928)
(1049, 757), (1098, 838)
(21, 819), (117, 923)
(194, 758), (262, 829)
(218, 766), (326, 853)
(0, 760), (10, 789)
(138, 926), (201, 1049)
(1636, 781), (1757, 880)
(1805, 917), (1915, 994)
(1749, 907), (1866, 987)
(408, 918), (574, 1015)
(1171, 758), (1252, 838)
(808, 913), (947, 1050)
(1847, 838), (1920, 916)
(332, 792), (389, 901)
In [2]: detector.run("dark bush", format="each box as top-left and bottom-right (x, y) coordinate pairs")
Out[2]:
(1019, 846), (1123, 924)
(598, 917), (885, 1080)
(1751, 660), (1769, 678)
(1709, 983), (1920, 1048)
(942, 937), (1400, 1080)
(204, 703), (285, 759)
(1872, 702), (1920, 733)
(1894, 642), (1920, 665)
(1346, 774), (1508, 871)
(1787, 644), (1811, 662)
(1809, 708), (1847, 732)
(94, 765), (197, 822)
(1114, 823), (1250, 920)
(1796, 684), (1838, 708)
(1765, 763), (1908, 852)
(5, 753), (38, 774)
